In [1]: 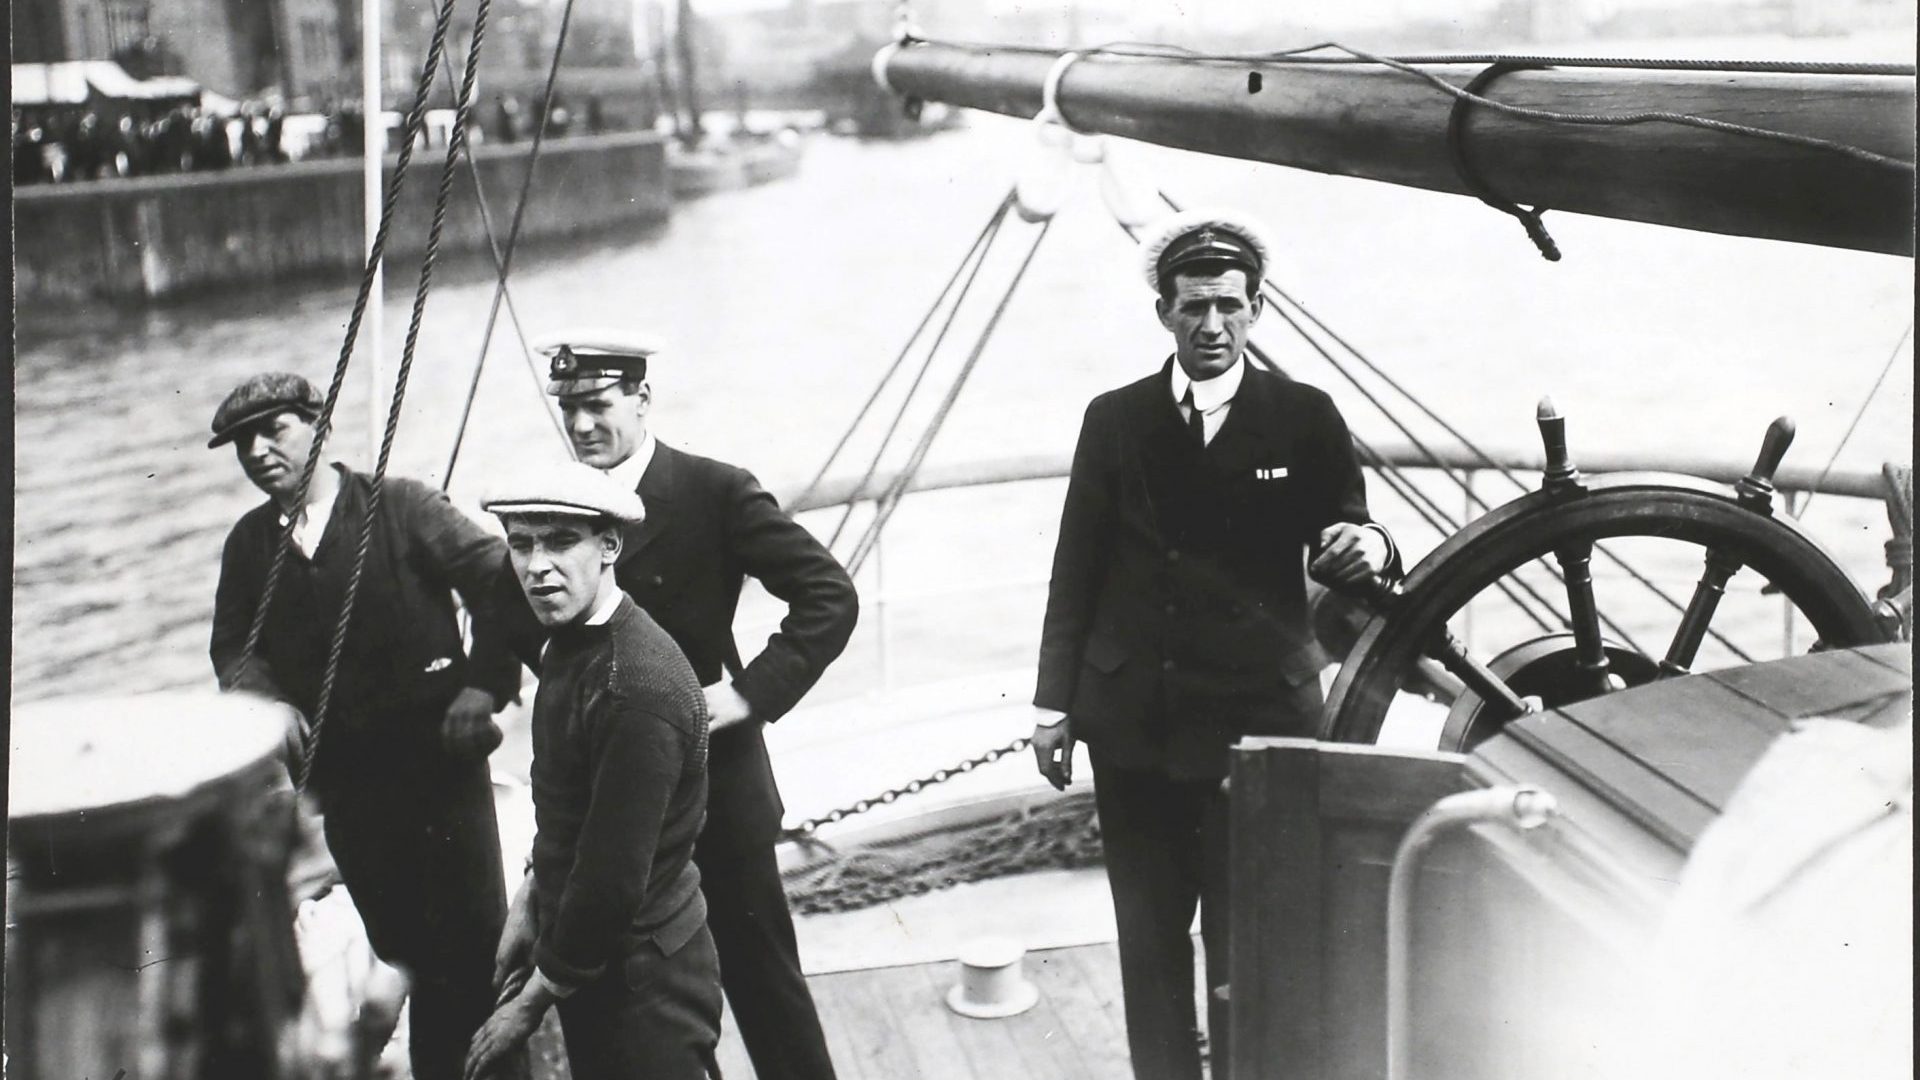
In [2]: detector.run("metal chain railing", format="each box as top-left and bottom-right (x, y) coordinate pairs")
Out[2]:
(780, 735), (1032, 841)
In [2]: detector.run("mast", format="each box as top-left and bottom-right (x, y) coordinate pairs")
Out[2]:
(877, 42), (1916, 255)
(677, 0), (703, 143)
(363, 0), (384, 457)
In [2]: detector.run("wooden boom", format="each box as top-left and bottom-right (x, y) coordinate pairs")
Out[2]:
(879, 42), (1916, 256)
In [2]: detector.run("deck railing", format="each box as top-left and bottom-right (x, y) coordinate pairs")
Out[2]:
(768, 444), (1898, 695)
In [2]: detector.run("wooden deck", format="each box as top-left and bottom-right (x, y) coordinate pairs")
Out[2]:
(715, 942), (1140, 1080)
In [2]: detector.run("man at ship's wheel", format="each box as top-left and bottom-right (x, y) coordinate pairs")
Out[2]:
(1031, 209), (1398, 1080)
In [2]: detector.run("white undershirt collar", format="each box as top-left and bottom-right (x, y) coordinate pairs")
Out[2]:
(1169, 356), (1245, 415)
(583, 583), (624, 626)
(605, 431), (657, 492)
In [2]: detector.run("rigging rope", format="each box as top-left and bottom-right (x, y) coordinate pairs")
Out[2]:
(442, 0), (586, 486)
(794, 189), (1015, 517)
(296, 0), (499, 790)
(1798, 321), (1912, 521)
(827, 192), (1015, 551)
(846, 215), (1057, 577)
(233, 0), (466, 701)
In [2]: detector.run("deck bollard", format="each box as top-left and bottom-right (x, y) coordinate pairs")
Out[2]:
(945, 936), (1041, 1018)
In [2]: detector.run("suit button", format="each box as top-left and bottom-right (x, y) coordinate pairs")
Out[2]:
(1164, 603), (1177, 615)
(1166, 550), (1181, 563)
(1162, 659), (1176, 672)
(651, 575), (664, 587)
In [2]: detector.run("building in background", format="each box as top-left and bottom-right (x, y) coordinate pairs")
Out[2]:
(11, 0), (350, 104)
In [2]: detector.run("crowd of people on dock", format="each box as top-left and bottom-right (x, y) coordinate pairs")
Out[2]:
(12, 102), (323, 184)
(12, 92), (610, 186)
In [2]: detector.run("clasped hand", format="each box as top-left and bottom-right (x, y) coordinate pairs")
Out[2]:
(1309, 522), (1389, 588)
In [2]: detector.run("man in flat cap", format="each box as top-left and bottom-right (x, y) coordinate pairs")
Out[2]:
(467, 462), (720, 1080)
(1031, 210), (1398, 1080)
(207, 373), (522, 1080)
(506, 329), (855, 1080)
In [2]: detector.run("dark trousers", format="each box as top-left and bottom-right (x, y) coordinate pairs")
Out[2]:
(318, 755), (508, 1080)
(556, 924), (725, 1079)
(1091, 755), (1232, 1080)
(695, 835), (838, 1080)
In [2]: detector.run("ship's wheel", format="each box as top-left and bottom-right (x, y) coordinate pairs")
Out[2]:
(1320, 402), (1892, 750)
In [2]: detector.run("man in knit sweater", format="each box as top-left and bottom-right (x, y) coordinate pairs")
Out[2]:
(466, 462), (719, 1080)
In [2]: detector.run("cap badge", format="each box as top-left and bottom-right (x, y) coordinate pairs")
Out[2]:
(1195, 227), (1216, 247)
(552, 346), (578, 375)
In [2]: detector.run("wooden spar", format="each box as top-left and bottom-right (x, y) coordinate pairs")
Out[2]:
(879, 42), (1916, 256)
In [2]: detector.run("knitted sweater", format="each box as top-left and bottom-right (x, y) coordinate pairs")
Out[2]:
(530, 594), (711, 988)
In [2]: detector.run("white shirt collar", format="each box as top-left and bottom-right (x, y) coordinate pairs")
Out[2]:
(583, 584), (624, 626)
(277, 462), (344, 558)
(605, 431), (657, 492)
(1169, 356), (1246, 414)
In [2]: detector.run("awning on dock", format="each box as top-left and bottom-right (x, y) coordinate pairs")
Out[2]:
(11, 61), (201, 108)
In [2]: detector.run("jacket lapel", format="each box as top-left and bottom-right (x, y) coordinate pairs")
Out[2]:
(621, 442), (676, 566)
(1203, 364), (1272, 473)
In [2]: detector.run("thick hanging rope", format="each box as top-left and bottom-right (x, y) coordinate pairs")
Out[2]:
(233, 0), (467, 697)
(442, 0), (586, 486)
(297, 0), (497, 789)
(795, 188), (1016, 516)
(845, 217), (1056, 577)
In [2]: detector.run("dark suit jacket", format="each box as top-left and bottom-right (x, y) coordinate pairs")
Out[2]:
(616, 443), (859, 849)
(1035, 360), (1393, 779)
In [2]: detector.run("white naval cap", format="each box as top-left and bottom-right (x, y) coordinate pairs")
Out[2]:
(1139, 207), (1273, 294)
(534, 327), (668, 396)
(482, 460), (647, 523)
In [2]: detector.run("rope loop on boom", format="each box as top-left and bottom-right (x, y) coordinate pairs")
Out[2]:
(1040, 51), (1083, 130)
(1448, 63), (1561, 261)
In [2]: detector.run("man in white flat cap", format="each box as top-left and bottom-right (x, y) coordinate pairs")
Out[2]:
(1031, 209), (1398, 1080)
(467, 462), (721, 1080)
(492, 330), (854, 1080)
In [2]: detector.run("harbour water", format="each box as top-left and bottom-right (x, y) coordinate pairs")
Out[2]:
(12, 104), (1913, 710)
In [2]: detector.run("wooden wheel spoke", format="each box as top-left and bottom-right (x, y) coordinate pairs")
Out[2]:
(1422, 625), (1532, 720)
(1553, 540), (1621, 695)
(1659, 546), (1744, 676)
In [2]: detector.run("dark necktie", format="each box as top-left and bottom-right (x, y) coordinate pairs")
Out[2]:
(1182, 388), (1206, 446)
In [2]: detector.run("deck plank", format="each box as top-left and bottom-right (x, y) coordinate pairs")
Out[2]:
(713, 941), (1136, 1079)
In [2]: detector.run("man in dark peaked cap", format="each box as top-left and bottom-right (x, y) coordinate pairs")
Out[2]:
(207, 371), (522, 1080)
(1031, 210), (1399, 1080)
(494, 329), (857, 1080)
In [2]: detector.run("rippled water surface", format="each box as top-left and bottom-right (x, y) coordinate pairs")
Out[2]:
(14, 113), (1913, 705)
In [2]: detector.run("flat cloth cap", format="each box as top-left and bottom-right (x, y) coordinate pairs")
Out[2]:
(536, 328), (666, 396)
(483, 460), (647, 523)
(208, 372), (323, 448)
(1140, 208), (1272, 294)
